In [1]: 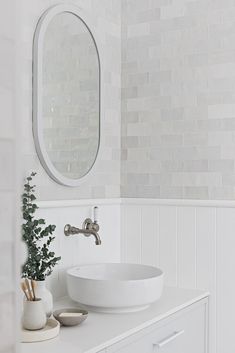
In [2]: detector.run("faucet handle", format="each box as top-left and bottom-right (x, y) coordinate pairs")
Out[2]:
(93, 206), (98, 223)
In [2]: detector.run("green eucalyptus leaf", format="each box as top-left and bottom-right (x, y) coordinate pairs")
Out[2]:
(21, 172), (61, 280)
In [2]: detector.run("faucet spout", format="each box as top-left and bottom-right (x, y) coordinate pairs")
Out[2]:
(90, 230), (101, 245)
(64, 222), (101, 245)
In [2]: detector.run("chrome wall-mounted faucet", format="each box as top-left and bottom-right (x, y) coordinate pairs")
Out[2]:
(64, 206), (101, 245)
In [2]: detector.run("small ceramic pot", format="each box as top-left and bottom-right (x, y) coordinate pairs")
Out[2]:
(22, 299), (47, 331)
(35, 280), (53, 317)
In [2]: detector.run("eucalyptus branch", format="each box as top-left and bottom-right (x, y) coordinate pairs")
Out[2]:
(21, 172), (61, 281)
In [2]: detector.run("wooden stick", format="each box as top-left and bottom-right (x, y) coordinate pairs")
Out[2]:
(21, 282), (30, 301)
(25, 278), (33, 301)
(31, 279), (36, 301)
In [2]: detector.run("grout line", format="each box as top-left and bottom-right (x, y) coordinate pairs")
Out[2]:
(195, 207), (197, 290)
(175, 206), (178, 288)
(119, 203), (121, 263)
(140, 206), (143, 265)
(156, 205), (160, 268)
(158, 206), (161, 269)
(122, 205), (126, 263)
(215, 207), (217, 353)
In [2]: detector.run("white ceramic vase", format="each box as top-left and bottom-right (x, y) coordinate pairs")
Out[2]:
(35, 280), (53, 317)
(22, 299), (47, 330)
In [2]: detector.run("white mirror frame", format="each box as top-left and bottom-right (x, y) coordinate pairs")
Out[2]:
(33, 4), (101, 187)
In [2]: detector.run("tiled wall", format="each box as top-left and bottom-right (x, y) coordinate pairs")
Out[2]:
(121, 0), (235, 200)
(0, 1), (20, 352)
(20, 0), (235, 201)
(20, 0), (121, 200)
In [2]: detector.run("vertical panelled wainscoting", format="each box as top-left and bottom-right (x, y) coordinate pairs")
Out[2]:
(35, 198), (235, 353)
(36, 199), (121, 300)
(121, 199), (235, 353)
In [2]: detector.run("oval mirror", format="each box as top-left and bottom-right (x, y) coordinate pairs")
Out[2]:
(33, 5), (100, 186)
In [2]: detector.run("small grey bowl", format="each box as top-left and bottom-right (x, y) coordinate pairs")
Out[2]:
(53, 308), (88, 327)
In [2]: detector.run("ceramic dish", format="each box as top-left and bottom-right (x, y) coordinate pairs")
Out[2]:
(53, 308), (88, 326)
(21, 318), (60, 343)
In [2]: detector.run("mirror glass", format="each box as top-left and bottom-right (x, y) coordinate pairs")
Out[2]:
(33, 7), (100, 186)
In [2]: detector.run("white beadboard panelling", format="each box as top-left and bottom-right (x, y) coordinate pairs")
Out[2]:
(28, 197), (235, 353)
(159, 206), (177, 287)
(216, 208), (235, 353)
(120, 198), (235, 353)
(121, 205), (141, 263)
(76, 204), (121, 265)
(196, 208), (216, 290)
(120, 205), (126, 262)
(141, 205), (159, 267)
(196, 207), (216, 353)
(177, 207), (196, 289)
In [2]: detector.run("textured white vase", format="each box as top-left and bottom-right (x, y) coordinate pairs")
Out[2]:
(35, 280), (53, 317)
(22, 299), (47, 330)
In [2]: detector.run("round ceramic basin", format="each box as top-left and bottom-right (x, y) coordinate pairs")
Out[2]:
(67, 263), (164, 313)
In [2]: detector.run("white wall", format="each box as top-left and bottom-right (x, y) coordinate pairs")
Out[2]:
(12, 2), (235, 353)
(121, 199), (235, 353)
(0, 1), (21, 352)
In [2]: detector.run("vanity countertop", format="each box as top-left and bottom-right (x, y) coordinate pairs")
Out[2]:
(21, 287), (209, 353)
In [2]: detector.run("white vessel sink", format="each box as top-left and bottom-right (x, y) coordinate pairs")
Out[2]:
(67, 263), (164, 313)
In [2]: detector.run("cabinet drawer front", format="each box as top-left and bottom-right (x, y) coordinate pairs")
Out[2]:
(107, 301), (207, 353)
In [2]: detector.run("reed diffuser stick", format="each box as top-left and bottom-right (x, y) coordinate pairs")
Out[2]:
(21, 282), (30, 301)
(31, 279), (36, 301)
(25, 278), (33, 301)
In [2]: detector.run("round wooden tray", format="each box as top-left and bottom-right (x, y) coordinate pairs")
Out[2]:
(21, 318), (60, 343)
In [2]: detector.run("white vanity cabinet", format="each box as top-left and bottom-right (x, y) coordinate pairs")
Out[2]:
(21, 288), (208, 353)
(106, 299), (208, 353)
